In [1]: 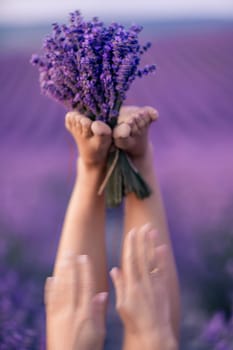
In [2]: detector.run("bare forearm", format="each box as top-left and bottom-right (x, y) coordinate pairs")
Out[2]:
(124, 146), (180, 339)
(124, 146), (170, 238)
(54, 159), (108, 292)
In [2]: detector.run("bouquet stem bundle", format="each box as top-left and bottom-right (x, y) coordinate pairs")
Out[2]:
(98, 149), (151, 207)
(31, 11), (155, 206)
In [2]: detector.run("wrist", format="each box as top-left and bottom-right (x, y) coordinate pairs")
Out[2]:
(77, 158), (106, 185)
(124, 330), (178, 350)
(123, 331), (156, 350)
(130, 143), (153, 170)
(77, 157), (106, 172)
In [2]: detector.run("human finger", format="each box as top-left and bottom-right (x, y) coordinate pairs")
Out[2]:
(147, 229), (161, 273)
(152, 245), (171, 324)
(136, 223), (154, 279)
(76, 255), (95, 308)
(122, 228), (139, 283)
(150, 244), (169, 296)
(91, 292), (108, 332)
(44, 276), (64, 312)
(44, 276), (54, 306)
(55, 255), (79, 307)
(110, 267), (124, 308)
(53, 252), (76, 277)
(153, 245), (169, 283)
(143, 106), (159, 121)
(118, 105), (140, 121)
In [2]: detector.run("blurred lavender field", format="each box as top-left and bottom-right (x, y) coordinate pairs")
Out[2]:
(1, 21), (233, 349)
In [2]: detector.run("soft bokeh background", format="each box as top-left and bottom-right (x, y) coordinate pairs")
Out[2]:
(1, 1), (233, 349)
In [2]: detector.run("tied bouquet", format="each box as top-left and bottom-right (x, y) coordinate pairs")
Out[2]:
(31, 11), (156, 207)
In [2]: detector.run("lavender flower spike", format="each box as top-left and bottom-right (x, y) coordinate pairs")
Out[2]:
(31, 11), (156, 206)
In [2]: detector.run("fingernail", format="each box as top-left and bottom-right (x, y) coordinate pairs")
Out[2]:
(139, 224), (153, 239)
(77, 255), (88, 263)
(128, 228), (136, 238)
(110, 267), (119, 278)
(149, 229), (158, 240)
(45, 276), (54, 287)
(97, 292), (108, 303)
(141, 222), (153, 232)
(46, 276), (59, 286)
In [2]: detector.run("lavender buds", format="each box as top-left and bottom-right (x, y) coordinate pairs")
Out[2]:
(31, 11), (156, 206)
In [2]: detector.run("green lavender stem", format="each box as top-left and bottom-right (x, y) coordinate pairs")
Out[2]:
(105, 149), (151, 207)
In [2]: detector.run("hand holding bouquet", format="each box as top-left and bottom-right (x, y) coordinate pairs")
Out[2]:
(31, 11), (156, 206)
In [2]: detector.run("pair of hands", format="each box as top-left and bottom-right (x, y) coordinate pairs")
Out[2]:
(45, 225), (177, 350)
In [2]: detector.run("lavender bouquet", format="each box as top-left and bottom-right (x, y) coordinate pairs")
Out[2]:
(31, 11), (156, 207)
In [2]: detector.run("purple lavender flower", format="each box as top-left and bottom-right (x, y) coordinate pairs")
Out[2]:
(31, 11), (156, 126)
(0, 264), (45, 349)
(31, 11), (156, 207)
(200, 312), (233, 350)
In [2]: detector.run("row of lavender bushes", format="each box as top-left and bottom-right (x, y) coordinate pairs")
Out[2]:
(0, 204), (232, 349)
(1, 23), (233, 349)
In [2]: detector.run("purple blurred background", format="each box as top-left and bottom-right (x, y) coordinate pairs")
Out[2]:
(1, 1), (233, 348)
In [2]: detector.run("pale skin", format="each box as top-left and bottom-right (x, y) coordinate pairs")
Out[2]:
(45, 255), (108, 350)
(110, 225), (178, 350)
(113, 106), (181, 343)
(47, 114), (112, 349)
(53, 112), (112, 293)
(46, 105), (180, 349)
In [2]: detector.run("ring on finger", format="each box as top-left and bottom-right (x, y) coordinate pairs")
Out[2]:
(150, 267), (160, 274)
